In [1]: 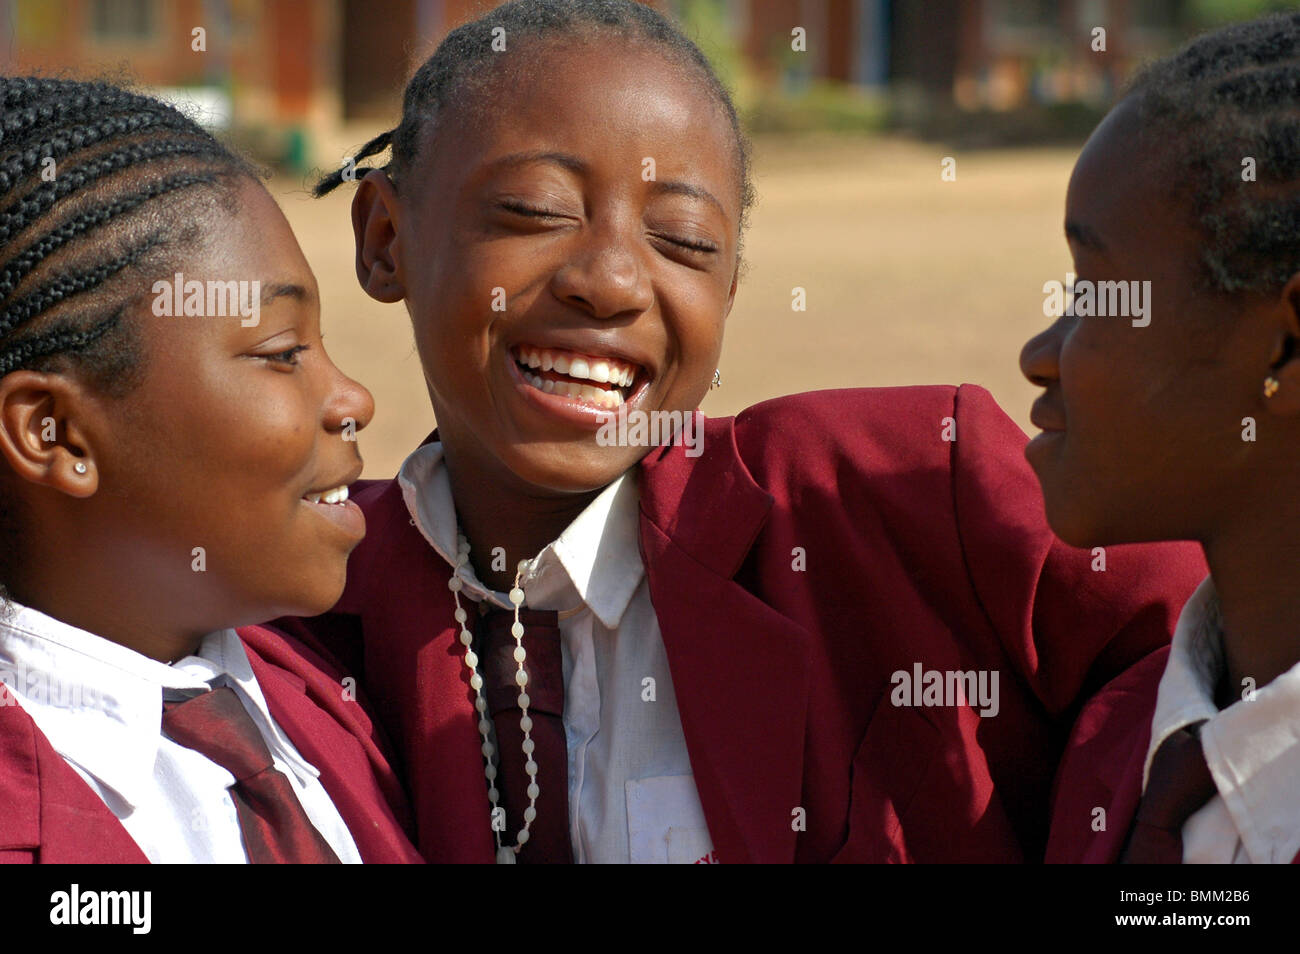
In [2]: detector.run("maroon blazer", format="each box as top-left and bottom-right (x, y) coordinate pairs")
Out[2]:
(0, 625), (423, 864)
(275, 385), (1208, 863)
(1047, 646), (1300, 864)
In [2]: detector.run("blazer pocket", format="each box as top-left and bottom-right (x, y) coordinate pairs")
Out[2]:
(829, 699), (943, 863)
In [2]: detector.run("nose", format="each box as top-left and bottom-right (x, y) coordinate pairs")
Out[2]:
(322, 357), (375, 438)
(550, 214), (654, 319)
(1020, 319), (1065, 388)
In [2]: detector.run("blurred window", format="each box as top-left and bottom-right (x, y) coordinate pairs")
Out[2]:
(90, 0), (156, 40)
(1133, 0), (1184, 28)
(998, 0), (1056, 28)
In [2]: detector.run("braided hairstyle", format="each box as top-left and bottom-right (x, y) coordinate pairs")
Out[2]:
(0, 75), (256, 393)
(0, 76), (256, 605)
(1127, 13), (1300, 296)
(314, 0), (756, 249)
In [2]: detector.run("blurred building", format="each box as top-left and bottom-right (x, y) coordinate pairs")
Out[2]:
(0, 0), (1205, 168)
(733, 0), (1194, 105)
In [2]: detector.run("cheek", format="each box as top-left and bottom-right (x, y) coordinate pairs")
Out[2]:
(119, 370), (317, 548)
(1058, 324), (1152, 444)
(413, 264), (500, 392)
(659, 284), (728, 403)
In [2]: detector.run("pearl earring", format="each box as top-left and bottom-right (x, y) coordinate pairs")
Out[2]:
(710, 369), (721, 389)
(1264, 376), (1280, 398)
(73, 462), (87, 474)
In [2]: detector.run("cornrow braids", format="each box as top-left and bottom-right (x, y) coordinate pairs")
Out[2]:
(314, 0), (756, 244)
(0, 75), (256, 393)
(1127, 12), (1300, 295)
(0, 75), (259, 603)
(0, 139), (230, 244)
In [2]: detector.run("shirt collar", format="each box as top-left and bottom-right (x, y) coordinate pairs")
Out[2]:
(1145, 575), (1300, 862)
(397, 439), (645, 628)
(1144, 576), (1224, 788)
(0, 602), (292, 811)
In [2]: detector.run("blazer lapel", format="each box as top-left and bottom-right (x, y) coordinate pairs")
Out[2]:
(358, 478), (498, 863)
(0, 697), (148, 863)
(1046, 649), (1165, 863)
(244, 633), (424, 864)
(638, 415), (812, 864)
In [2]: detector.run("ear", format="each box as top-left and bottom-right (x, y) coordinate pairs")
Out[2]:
(0, 370), (99, 499)
(351, 169), (406, 304)
(1266, 273), (1300, 417)
(721, 263), (740, 323)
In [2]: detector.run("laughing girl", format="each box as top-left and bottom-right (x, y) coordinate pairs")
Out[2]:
(0, 77), (419, 863)
(289, 0), (1205, 863)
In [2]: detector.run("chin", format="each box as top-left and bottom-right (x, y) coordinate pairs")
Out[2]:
(298, 572), (350, 617)
(505, 442), (643, 495)
(260, 568), (350, 621)
(1039, 493), (1109, 550)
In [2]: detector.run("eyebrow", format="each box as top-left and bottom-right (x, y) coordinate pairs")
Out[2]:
(260, 282), (311, 305)
(1064, 220), (1107, 254)
(484, 150), (727, 215)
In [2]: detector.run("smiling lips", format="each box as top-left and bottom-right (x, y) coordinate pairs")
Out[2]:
(302, 484), (350, 505)
(513, 344), (640, 410)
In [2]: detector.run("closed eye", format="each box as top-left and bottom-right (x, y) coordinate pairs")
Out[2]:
(502, 201), (717, 252)
(500, 200), (570, 219)
(651, 232), (718, 254)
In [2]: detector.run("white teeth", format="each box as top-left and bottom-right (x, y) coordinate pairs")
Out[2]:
(521, 372), (624, 408)
(305, 485), (349, 505)
(515, 347), (636, 386)
(514, 346), (639, 406)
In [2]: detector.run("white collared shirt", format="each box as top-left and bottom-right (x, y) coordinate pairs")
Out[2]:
(1144, 576), (1300, 864)
(0, 602), (362, 864)
(398, 441), (715, 863)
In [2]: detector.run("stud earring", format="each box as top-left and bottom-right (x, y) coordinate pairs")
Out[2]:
(710, 369), (721, 389)
(73, 461), (88, 474)
(1265, 376), (1281, 398)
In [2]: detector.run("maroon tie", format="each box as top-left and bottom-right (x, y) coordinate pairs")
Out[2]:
(162, 686), (341, 864)
(1121, 723), (1217, 864)
(478, 606), (573, 863)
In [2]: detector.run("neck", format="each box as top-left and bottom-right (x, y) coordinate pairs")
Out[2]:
(442, 446), (603, 593)
(1203, 505), (1300, 702)
(7, 573), (204, 664)
(10, 513), (207, 663)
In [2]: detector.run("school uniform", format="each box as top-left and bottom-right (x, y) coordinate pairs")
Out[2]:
(1047, 577), (1300, 864)
(274, 384), (1208, 863)
(0, 604), (423, 864)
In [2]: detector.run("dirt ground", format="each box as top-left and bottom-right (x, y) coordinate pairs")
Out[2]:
(272, 132), (1079, 478)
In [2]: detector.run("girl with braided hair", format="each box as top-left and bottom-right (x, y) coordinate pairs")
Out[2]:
(279, 0), (1207, 863)
(0, 76), (421, 863)
(1029, 12), (1300, 864)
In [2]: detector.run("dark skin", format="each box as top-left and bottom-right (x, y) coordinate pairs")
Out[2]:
(351, 37), (742, 591)
(1020, 95), (1300, 699)
(0, 178), (375, 663)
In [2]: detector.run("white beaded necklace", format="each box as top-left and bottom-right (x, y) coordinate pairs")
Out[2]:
(448, 533), (539, 865)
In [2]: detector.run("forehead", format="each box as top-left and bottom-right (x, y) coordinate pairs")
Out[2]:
(135, 178), (316, 334)
(1066, 97), (1189, 253)
(203, 179), (312, 276)
(418, 36), (739, 212)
